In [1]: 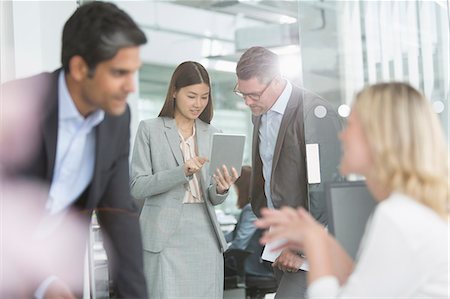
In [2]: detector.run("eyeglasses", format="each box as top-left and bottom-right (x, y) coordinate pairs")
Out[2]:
(233, 78), (274, 101)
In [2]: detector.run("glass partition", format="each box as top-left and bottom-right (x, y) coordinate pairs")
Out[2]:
(113, 0), (448, 216)
(299, 0), (448, 136)
(299, 0), (448, 225)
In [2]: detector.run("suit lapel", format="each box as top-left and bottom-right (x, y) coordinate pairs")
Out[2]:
(195, 119), (209, 182)
(272, 86), (302, 175)
(42, 71), (60, 182)
(163, 117), (183, 166)
(88, 119), (108, 205)
(252, 115), (262, 167)
(195, 120), (209, 159)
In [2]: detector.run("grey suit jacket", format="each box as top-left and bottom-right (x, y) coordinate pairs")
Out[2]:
(130, 117), (228, 253)
(251, 85), (343, 225)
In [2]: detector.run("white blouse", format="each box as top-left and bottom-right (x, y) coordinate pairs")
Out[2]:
(178, 127), (203, 204)
(308, 192), (449, 298)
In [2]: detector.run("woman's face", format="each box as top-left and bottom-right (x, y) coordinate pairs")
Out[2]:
(173, 83), (209, 122)
(339, 110), (373, 176)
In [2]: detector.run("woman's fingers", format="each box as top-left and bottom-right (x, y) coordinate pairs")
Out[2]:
(255, 208), (293, 228)
(197, 156), (209, 164)
(255, 207), (307, 247)
(259, 226), (304, 249)
(230, 167), (239, 180)
(213, 165), (239, 192)
(185, 156), (209, 175)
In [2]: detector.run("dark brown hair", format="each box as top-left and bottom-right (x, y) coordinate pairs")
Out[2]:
(159, 61), (213, 123)
(236, 46), (280, 84)
(235, 165), (252, 209)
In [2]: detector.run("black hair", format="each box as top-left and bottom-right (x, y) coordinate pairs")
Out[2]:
(159, 61), (214, 123)
(61, 1), (147, 74)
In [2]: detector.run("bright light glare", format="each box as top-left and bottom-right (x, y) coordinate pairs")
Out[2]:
(279, 54), (301, 78)
(279, 15), (297, 24)
(314, 105), (327, 118)
(201, 59), (236, 73)
(338, 104), (351, 118)
(432, 101), (445, 114)
(271, 45), (299, 56)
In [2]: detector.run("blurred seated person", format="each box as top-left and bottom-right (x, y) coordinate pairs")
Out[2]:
(255, 82), (449, 298)
(225, 166), (273, 278)
(225, 166), (257, 250)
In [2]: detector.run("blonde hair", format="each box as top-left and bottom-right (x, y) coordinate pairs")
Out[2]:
(353, 82), (449, 219)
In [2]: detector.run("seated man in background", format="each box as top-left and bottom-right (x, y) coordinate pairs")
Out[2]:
(225, 165), (257, 250)
(225, 166), (274, 278)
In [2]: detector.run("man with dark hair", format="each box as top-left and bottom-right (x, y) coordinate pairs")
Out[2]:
(234, 46), (342, 299)
(2, 2), (148, 298)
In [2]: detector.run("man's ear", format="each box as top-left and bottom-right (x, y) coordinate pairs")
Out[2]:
(68, 56), (89, 81)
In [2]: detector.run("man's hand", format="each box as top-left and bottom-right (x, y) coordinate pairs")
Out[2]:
(272, 249), (304, 273)
(44, 279), (76, 299)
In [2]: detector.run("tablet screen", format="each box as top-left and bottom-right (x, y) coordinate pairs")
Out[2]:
(208, 133), (245, 177)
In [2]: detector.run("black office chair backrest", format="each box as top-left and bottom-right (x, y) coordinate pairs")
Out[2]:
(326, 181), (376, 259)
(223, 228), (277, 298)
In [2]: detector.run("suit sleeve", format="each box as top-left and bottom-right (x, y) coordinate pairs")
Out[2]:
(130, 120), (187, 200)
(207, 184), (229, 205)
(96, 109), (148, 298)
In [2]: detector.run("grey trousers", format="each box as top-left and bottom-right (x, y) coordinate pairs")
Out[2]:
(273, 268), (308, 299)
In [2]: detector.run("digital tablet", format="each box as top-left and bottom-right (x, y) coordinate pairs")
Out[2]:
(209, 133), (246, 177)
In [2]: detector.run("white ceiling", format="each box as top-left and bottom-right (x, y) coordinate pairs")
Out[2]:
(110, 0), (338, 101)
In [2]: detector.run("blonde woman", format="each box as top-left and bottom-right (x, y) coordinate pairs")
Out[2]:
(255, 82), (449, 298)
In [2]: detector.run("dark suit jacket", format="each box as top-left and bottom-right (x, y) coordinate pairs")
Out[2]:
(251, 84), (343, 225)
(5, 70), (147, 298)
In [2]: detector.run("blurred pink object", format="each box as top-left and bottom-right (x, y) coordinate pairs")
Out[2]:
(0, 77), (46, 172)
(1, 178), (86, 296)
(1, 79), (86, 296)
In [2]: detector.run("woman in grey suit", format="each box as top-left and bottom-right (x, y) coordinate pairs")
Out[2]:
(130, 61), (238, 299)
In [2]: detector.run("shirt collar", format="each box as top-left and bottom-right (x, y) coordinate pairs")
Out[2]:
(269, 79), (292, 115)
(178, 125), (196, 142)
(58, 70), (105, 126)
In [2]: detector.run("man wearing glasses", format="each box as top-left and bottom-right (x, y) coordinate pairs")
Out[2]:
(234, 46), (342, 299)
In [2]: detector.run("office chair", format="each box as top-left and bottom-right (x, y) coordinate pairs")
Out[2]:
(224, 229), (278, 299)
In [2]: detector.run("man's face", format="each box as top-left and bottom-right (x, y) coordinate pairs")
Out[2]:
(235, 77), (276, 116)
(79, 46), (142, 116)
